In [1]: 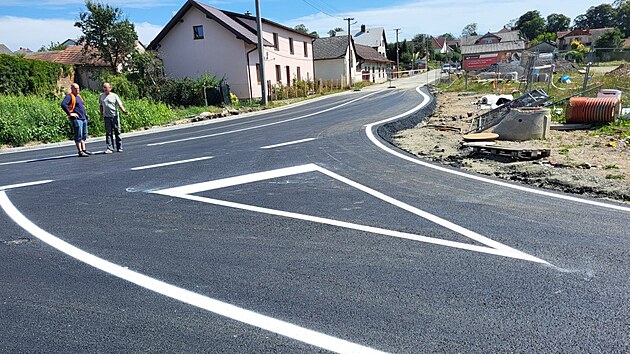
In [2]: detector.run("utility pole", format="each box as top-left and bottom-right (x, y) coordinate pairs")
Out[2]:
(255, 0), (267, 105)
(394, 28), (401, 78)
(344, 17), (354, 87)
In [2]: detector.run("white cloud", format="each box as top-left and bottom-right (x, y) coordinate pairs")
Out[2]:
(0, 16), (81, 51)
(285, 0), (603, 40)
(0, 15), (163, 51)
(135, 21), (164, 46)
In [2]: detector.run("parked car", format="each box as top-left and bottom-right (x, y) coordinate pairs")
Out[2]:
(441, 63), (453, 73)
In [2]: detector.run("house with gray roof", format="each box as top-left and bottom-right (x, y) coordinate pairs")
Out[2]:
(147, 0), (315, 99)
(313, 36), (357, 86)
(0, 43), (13, 55)
(336, 25), (387, 57)
(355, 44), (392, 83)
(460, 30), (526, 70)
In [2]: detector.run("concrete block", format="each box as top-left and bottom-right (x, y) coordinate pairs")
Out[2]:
(492, 108), (551, 141)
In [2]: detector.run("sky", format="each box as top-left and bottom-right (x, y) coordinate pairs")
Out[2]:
(0, 0), (613, 51)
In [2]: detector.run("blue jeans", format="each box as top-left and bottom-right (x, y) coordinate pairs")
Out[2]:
(71, 118), (88, 142)
(104, 116), (121, 150)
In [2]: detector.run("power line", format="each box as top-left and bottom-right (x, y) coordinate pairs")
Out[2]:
(300, 0), (344, 20)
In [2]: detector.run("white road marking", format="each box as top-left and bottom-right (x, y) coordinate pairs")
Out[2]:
(261, 138), (316, 149)
(0, 180), (53, 191)
(365, 86), (630, 213)
(0, 191), (385, 354)
(154, 164), (548, 264)
(0, 154), (77, 166)
(147, 92), (382, 147)
(130, 156), (214, 171)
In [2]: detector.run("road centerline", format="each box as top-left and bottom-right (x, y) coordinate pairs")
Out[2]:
(260, 138), (316, 149)
(130, 156), (214, 171)
(147, 91), (382, 147)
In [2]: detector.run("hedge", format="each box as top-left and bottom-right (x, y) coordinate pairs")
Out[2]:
(0, 54), (71, 96)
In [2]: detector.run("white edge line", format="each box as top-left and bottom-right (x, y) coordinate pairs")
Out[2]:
(131, 156), (214, 171)
(147, 91), (383, 147)
(260, 138), (317, 150)
(155, 164), (546, 264)
(0, 191), (385, 354)
(0, 180), (53, 191)
(365, 86), (630, 213)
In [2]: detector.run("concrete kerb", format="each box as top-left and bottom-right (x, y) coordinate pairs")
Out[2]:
(0, 90), (360, 156)
(376, 86), (437, 144)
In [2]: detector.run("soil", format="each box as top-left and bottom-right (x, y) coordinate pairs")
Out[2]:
(392, 90), (630, 203)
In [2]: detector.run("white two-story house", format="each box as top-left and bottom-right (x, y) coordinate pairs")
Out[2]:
(147, 0), (315, 99)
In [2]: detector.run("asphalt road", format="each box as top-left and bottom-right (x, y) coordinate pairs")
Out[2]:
(1, 73), (629, 353)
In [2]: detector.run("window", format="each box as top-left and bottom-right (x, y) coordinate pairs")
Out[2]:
(193, 25), (204, 40)
(484, 39), (492, 44)
(273, 32), (279, 50)
(289, 38), (294, 54)
(296, 66), (301, 81)
(275, 65), (281, 82)
(285, 66), (290, 86)
(303, 41), (308, 57)
(256, 64), (261, 84)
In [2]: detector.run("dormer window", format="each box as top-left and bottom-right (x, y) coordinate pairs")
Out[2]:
(193, 25), (204, 40)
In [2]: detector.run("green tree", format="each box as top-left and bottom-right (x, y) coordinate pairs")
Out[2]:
(74, 0), (138, 70)
(37, 41), (67, 52)
(328, 27), (343, 37)
(595, 28), (624, 48)
(440, 33), (455, 40)
(294, 24), (309, 34)
(574, 4), (616, 29)
(294, 24), (318, 38)
(546, 13), (571, 33)
(461, 23), (477, 37)
(529, 32), (558, 46)
(617, 1), (630, 36)
(516, 10), (546, 40)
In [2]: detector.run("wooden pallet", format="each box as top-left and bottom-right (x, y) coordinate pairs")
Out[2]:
(470, 145), (551, 160)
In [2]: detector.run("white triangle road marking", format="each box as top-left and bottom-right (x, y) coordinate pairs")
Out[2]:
(154, 164), (549, 264)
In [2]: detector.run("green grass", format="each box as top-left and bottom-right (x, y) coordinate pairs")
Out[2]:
(603, 164), (620, 170)
(605, 174), (625, 180)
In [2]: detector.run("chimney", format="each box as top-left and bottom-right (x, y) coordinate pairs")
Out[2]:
(245, 10), (251, 16)
(361, 25), (366, 33)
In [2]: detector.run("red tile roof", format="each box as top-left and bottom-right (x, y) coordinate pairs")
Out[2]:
(24, 45), (109, 66)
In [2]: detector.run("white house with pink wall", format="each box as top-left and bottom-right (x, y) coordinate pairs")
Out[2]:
(148, 0), (315, 99)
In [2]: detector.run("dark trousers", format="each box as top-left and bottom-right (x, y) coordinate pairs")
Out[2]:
(104, 116), (122, 150)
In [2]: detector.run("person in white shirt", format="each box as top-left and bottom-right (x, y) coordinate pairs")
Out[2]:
(99, 82), (130, 153)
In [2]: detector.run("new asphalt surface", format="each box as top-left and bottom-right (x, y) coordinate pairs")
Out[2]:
(1, 74), (629, 353)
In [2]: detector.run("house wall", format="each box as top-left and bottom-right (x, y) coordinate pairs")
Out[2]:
(314, 46), (357, 86)
(315, 58), (347, 83)
(237, 18), (314, 97)
(358, 61), (389, 83)
(156, 7), (250, 98)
